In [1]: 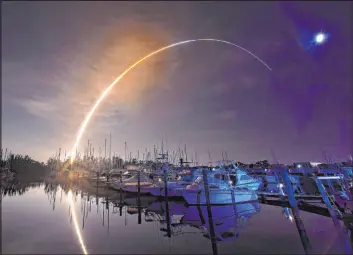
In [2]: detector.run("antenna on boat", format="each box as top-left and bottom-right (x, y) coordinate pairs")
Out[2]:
(270, 148), (279, 164)
(208, 149), (212, 168)
(184, 144), (188, 163)
(194, 151), (198, 166)
(321, 149), (329, 164)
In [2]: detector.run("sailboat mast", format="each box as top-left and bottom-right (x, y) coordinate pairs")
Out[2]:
(124, 142), (127, 162)
(162, 138), (164, 155)
(184, 144), (187, 162)
(104, 138), (107, 159)
(87, 140), (90, 158)
(109, 132), (112, 171)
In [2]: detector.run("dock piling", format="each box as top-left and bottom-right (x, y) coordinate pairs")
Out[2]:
(279, 168), (313, 254)
(137, 171), (141, 224)
(314, 176), (352, 254)
(202, 168), (218, 255)
(163, 161), (171, 237)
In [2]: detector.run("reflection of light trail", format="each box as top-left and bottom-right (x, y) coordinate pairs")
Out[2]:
(70, 38), (272, 160)
(68, 190), (88, 255)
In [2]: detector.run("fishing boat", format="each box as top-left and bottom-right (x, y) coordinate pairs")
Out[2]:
(288, 162), (317, 175)
(89, 171), (110, 187)
(148, 167), (202, 197)
(110, 173), (155, 194)
(182, 169), (259, 205)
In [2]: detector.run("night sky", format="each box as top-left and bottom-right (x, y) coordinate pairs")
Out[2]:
(2, 1), (352, 164)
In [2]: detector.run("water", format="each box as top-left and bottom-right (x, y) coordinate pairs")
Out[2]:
(1, 182), (349, 254)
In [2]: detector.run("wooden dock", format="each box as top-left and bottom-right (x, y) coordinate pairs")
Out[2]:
(257, 191), (326, 201)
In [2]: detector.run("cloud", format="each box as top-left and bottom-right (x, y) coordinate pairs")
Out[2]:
(218, 110), (237, 120)
(15, 97), (57, 120)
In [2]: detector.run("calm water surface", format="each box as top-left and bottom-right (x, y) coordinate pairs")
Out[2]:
(1, 183), (348, 254)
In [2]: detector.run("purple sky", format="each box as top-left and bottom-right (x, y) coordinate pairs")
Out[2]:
(2, 1), (352, 163)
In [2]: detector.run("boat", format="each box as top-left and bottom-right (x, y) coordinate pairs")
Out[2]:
(110, 173), (155, 194)
(148, 168), (202, 197)
(288, 162), (317, 175)
(108, 170), (133, 182)
(182, 169), (259, 205)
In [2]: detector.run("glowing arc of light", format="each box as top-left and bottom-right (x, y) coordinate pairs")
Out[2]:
(68, 190), (88, 255)
(70, 38), (272, 161)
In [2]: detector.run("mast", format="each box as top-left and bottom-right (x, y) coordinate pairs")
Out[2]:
(184, 144), (187, 162)
(124, 142), (127, 162)
(58, 148), (61, 171)
(208, 149), (212, 167)
(162, 138), (164, 155)
(109, 131), (112, 171)
(104, 138), (107, 159)
(87, 140), (90, 158)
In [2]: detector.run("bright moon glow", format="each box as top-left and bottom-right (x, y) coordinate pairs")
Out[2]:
(314, 32), (327, 45)
(68, 190), (88, 255)
(70, 38), (272, 161)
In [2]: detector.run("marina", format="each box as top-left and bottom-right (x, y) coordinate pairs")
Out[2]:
(2, 179), (352, 254)
(2, 149), (353, 254)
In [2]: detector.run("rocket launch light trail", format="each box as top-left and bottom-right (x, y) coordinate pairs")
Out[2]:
(67, 190), (88, 255)
(70, 39), (272, 161)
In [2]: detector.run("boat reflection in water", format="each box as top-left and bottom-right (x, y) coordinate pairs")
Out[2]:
(145, 199), (260, 250)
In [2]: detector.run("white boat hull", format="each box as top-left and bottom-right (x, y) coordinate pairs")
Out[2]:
(115, 181), (154, 194)
(183, 188), (258, 205)
(148, 181), (191, 197)
(149, 186), (184, 197)
(121, 185), (152, 194)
